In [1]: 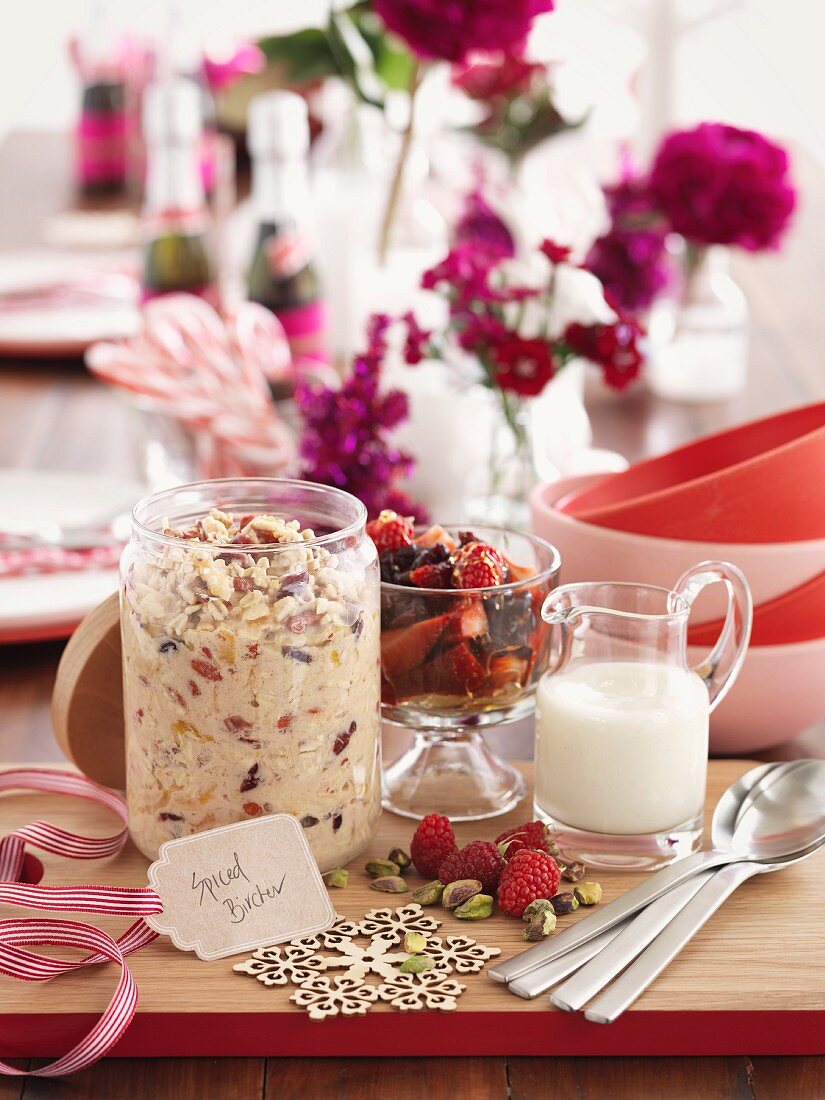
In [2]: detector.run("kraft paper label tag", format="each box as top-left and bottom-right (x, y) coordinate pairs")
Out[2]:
(145, 815), (336, 961)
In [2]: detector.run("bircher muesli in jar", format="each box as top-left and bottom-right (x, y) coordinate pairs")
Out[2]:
(120, 479), (381, 871)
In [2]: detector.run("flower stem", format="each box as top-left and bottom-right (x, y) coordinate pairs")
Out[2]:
(378, 61), (422, 265)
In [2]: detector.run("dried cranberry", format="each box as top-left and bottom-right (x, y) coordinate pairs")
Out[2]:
(333, 721), (357, 755)
(243, 802), (263, 816)
(191, 658), (222, 682)
(351, 614), (364, 637)
(277, 714), (293, 730)
(332, 813), (343, 832)
(233, 577), (256, 591)
(159, 639), (178, 654)
(240, 764), (260, 792)
(224, 715), (253, 732)
(188, 680), (201, 697)
(158, 812), (183, 822)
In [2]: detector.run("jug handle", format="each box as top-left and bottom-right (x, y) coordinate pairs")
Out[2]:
(672, 560), (753, 713)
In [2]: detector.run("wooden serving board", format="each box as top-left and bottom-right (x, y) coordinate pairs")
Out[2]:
(1, 759), (823, 1059)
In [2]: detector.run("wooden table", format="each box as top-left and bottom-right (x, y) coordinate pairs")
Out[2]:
(0, 131), (822, 1098)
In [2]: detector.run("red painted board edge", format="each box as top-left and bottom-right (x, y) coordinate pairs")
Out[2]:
(2, 1012), (824, 1059)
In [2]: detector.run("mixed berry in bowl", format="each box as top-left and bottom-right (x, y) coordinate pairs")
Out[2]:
(371, 510), (562, 721)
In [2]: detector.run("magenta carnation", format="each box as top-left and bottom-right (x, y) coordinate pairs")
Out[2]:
(373, 0), (554, 64)
(649, 123), (796, 251)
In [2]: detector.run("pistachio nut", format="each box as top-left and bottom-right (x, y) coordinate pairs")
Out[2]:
(365, 858), (400, 878)
(403, 930), (428, 955)
(454, 894), (494, 920)
(324, 868), (348, 889)
(399, 954), (435, 974)
(562, 861), (586, 883)
(388, 847), (411, 872)
(574, 882), (603, 906)
(524, 908), (557, 942)
(441, 879), (483, 910)
(522, 898), (554, 922)
(550, 892), (579, 915)
(411, 880), (446, 906)
(370, 875), (409, 894)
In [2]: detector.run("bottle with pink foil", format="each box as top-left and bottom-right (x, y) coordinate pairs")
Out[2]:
(140, 78), (218, 307)
(72, 2), (130, 194)
(246, 91), (330, 391)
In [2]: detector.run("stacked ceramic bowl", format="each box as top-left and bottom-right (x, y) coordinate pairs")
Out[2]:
(531, 402), (825, 752)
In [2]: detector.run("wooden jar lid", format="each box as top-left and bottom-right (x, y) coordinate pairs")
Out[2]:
(52, 592), (125, 789)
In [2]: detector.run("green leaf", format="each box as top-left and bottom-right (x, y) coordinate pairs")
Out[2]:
(257, 28), (340, 85)
(350, 8), (416, 91)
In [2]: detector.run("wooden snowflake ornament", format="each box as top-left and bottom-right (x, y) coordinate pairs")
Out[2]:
(234, 903), (500, 1019)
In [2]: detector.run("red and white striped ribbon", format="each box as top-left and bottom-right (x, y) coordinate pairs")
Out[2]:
(0, 768), (163, 1077)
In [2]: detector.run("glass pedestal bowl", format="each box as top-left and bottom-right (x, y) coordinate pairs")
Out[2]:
(380, 525), (561, 820)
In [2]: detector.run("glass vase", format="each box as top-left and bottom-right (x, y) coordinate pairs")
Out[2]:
(646, 244), (749, 403)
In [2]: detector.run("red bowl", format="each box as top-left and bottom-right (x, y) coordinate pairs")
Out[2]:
(559, 402), (825, 543)
(688, 569), (825, 648)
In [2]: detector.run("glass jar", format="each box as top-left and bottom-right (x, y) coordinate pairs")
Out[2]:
(646, 244), (749, 403)
(120, 478), (381, 871)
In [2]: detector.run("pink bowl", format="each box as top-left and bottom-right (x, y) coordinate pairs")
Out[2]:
(558, 402), (825, 543)
(530, 477), (825, 626)
(688, 638), (825, 753)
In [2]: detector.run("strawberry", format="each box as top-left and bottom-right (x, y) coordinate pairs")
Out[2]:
(410, 813), (457, 878)
(422, 642), (486, 695)
(441, 600), (489, 645)
(417, 525), (457, 552)
(409, 562), (453, 589)
(452, 541), (508, 589)
(367, 510), (415, 553)
(381, 614), (450, 681)
(487, 647), (532, 693)
(497, 849), (561, 917)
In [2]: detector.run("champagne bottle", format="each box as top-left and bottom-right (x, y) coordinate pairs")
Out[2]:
(73, 1), (129, 194)
(246, 91), (329, 382)
(140, 78), (217, 305)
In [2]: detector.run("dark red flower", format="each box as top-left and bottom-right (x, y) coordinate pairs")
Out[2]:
(455, 189), (515, 260)
(374, 0), (554, 64)
(564, 320), (643, 391)
(452, 52), (544, 101)
(401, 311), (432, 364)
(539, 239), (572, 264)
(493, 337), (555, 396)
(649, 122), (796, 251)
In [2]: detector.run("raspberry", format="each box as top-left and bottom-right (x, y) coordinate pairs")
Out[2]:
(410, 813), (457, 878)
(367, 510), (415, 553)
(495, 820), (558, 860)
(497, 849), (561, 917)
(439, 840), (505, 893)
(409, 562), (453, 589)
(451, 541), (508, 589)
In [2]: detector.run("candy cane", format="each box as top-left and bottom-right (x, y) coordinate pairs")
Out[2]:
(0, 768), (162, 1077)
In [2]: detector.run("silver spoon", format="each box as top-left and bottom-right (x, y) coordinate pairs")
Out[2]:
(489, 761), (824, 986)
(505, 761), (794, 999)
(585, 781), (825, 1023)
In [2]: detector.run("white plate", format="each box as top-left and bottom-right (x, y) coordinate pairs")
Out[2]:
(0, 252), (140, 358)
(0, 470), (144, 643)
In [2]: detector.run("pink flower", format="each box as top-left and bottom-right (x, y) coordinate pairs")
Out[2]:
(564, 319), (643, 391)
(401, 311), (432, 364)
(493, 337), (555, 396)
(202, 42), (265, 93)
(649, 123), (796, 251)
(373, 0), (554, 64)
(455, 190), (515, 259)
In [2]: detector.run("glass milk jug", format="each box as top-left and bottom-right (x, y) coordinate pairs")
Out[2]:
(534, 562), (752, 869)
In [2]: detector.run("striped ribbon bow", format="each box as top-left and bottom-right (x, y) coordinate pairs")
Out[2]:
(0, 768), (163, 1077)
